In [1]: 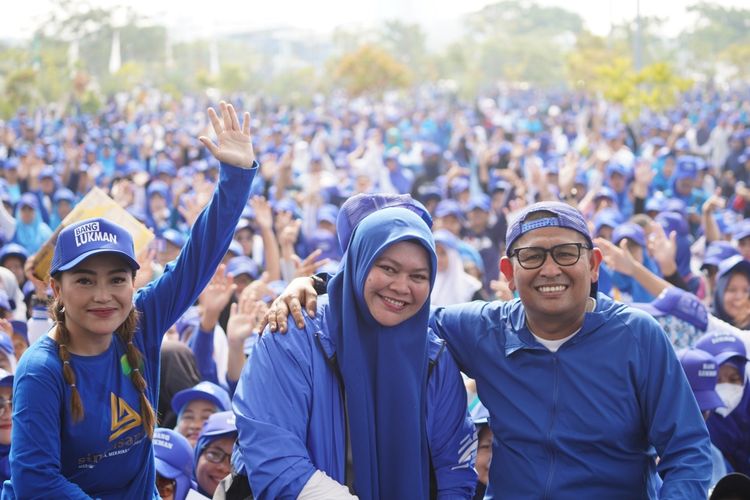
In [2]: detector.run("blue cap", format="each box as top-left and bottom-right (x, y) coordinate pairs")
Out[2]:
(433, 229), (459, 251)
(631, 287), (709, 331)
(701, 241), (740, 270)
(695, 330), (748, 369)
(50, 218), (139, 276)
(450, 177), (470, 195)
(594, 186), (617, 202)
(161, 229), (186, 249)
(717, 254), (750, 280)
(0, 243), (28, 263)
(656, 211), (688, 238)
(606, 162), (631, 178)
(612, 223), (646, 248)
(226, 256), (259, 280)
(171, 381), (231, 415)
(147, 181), (169, 199)
(0, 333), (13, 357)
(306, 229), (342, 262)
(674, 156), (699, 180)
(490, 179), (512, 193)
(153, 428), (194, 500)
(0, 368), (12, 388)
(679, 349), (724, 412)
(336, 193), (432, 253)
(18, 193), (38, 210)
(467, 194), (491, 212)
(506, 201), (593, 255)
(156, 161), (176, 177)
(227, 240), (243, 257)
(435, 199), (463, 219)
(10, 320), (27, 343)
(732, 218), (750, 241)
(593, 208), (622, 236)
(317, 204), (339, 226)
(194, 411), (238, 467)
(53, 188), (76, 204)
(38, 166), (56, 180)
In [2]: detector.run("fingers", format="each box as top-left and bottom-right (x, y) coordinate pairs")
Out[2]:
(242, 111), (251, 136)
(305, 293), (317, 317)
(199, 136), (220, 158)
(207, 106), (222, 136)
(220, 101), (232, 132)
(289, 297), (305, 329)
(229, 103), (241, 131)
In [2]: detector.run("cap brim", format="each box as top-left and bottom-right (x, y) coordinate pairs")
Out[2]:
(715, 352), (748, 366)
(154, 457), (183, 480)
(695, 390), (725, 412)
(53, 249), (140, 275)
(171, 389), (224, 415)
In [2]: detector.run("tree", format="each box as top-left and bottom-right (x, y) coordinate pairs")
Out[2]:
(378, 20), (430, 79)
(331, 44), (412, 96)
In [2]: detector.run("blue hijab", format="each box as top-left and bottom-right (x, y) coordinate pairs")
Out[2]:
(326, 206), (437, 500)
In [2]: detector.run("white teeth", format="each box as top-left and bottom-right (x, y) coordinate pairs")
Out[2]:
(382, 296), (405, 307)
(538, 285), (566, 293)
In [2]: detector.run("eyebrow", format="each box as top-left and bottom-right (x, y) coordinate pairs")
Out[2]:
(70, 268), (130, 276)
(376, 256), (429, 274)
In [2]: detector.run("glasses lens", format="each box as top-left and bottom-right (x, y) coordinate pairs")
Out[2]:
(205, 448), (229, 464)
(516, 248), (545, 268)
(552, 244), (581, 266)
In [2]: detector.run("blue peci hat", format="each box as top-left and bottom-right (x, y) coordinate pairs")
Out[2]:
(171, 381), (231, 416)
(506, 201), (593, 255)
(50, 218), (139, 276)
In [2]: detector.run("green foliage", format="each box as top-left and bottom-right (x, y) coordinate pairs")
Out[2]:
(332, 44), (412, 96)
(680, 2), (750, 76)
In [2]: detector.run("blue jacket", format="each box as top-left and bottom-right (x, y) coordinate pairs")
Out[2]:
(233, 296), (478, 500)
(429, 293), (712, 499)
(3, 162), (256, 499)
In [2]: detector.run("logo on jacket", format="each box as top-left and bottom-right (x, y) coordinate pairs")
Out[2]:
(109, 392), (141, 442)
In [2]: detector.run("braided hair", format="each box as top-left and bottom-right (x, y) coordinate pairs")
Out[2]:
(50, 284), (156, 438)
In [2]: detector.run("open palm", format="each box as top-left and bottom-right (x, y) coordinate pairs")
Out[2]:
(199, 101), (256, 168)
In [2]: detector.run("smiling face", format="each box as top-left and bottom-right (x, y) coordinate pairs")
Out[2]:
(50, 253), (135, 352)
(723, 272), (750, 324)
(195, 436), (234, 495)
(176, 399), (218, 447)
(363, 241), (431, 327)
(0, 386), (10, 445)
(500, 226), (601, 339)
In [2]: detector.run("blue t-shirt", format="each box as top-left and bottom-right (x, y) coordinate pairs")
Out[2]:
(2, 162), (255, 499)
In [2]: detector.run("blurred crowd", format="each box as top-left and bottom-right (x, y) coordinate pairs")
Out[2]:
(0, 84), (749, 498)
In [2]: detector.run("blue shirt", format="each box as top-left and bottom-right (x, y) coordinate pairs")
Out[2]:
(3, 162), (256, 499)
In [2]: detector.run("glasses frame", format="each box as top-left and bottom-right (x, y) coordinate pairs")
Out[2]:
(203, 447), (232, 464)
(510, 242), (592, 270)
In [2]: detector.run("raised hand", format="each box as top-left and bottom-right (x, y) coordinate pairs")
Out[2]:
(250, 196), (273, 231)
(199, 101), (255, 168)
(199, 264), (237, 319)
(594, 237), (636, 276)
(293, 249), (330, 278)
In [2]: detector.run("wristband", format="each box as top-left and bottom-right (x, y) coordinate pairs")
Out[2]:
(311, 274), (328, 295)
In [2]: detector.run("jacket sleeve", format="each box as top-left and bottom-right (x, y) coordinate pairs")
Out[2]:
(232, 324), (319, 500)
(635, 316), (712, 499)
(429, 302), (488, 379)
(427, 342), (478, 500)
(7, 360), (89, 499)
(190, 328), (219, 385)
(135, 162), (256, 355)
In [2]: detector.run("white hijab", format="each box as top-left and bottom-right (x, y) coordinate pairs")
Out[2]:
(432, 242), (482, 307)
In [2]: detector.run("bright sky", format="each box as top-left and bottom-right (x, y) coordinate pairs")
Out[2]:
(2, 0), (747, 42)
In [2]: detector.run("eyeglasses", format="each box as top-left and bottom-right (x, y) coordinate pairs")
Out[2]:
(510, 243), (592, 270)
(0, 398), (12, 417)
(203, 447), (231, 464)
(156, 475), (175, 497)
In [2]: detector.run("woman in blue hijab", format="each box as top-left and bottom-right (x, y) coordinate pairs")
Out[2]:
(11, 194), (52, 255)
(234, 206), (476, 499)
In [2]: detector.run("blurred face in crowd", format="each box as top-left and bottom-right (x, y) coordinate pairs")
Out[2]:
(675, 177), (693, 196)
(4, 168), (17, 183)
(608, 172), (626, 194)
(149, 193), (168, 216)
(438, 215), (462, 237)
(723, 272), (750, 324)
(467, 208), (489, 233)
(234, 228), (254, 257)
(596, 225), (614, 242)
(737, 237), (750, 261)
(57, 200), (73, 221)
(0, 386), (11, 445)
(12, 333), (27, 360)
(158, 242), (182, 267)
(363, 241), (430, 327)
(3, 256), (25, 285)
(176, 399), (218, 447)
(436, 243), (449, 273)
(195, 436), (234, 495)
(19, 205), (35, 225)
(40, 177), (55, 195)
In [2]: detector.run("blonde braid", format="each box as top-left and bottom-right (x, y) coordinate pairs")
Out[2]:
(116, 309), (156, 438)
(51, 299), (85, 422)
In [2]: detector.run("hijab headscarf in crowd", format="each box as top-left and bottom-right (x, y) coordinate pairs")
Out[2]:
(12, 194), (52, 255)
(713, 255), (750, 329)
(431, 229), (482, 306)
(326, 206), (436, 500)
